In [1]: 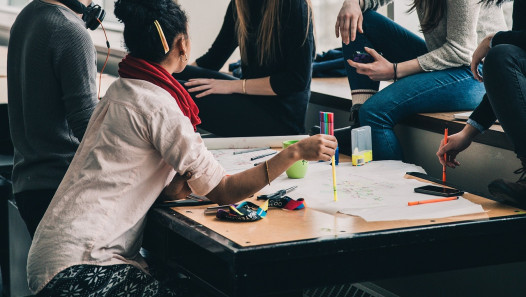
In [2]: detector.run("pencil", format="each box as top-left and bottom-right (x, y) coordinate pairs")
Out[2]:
(442, 128), (448, 184)
(250, 151), (277, 161)
(233, 147), (270, 155)
(408, 196), (458, 206)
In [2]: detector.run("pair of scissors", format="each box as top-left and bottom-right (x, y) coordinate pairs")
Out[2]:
(257, 186), (297, 200)
(257, 186), (306, 211)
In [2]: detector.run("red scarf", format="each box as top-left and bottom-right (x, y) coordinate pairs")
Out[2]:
(118, 55), (201, 131)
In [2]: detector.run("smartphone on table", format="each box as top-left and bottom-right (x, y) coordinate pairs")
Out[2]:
(414, 185), (464, 197)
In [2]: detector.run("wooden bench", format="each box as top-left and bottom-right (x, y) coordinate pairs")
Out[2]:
(406, 112), (511, 151)
(309, 77), (512, 151)
(309, 77), (520, 199)
(311, 77), (352, 110)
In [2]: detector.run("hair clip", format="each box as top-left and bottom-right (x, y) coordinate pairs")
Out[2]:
(153, 20), (169, 54)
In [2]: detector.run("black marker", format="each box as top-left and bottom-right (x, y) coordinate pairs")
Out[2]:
(233, 147), (270, 155)
(250, 151), (277, 161)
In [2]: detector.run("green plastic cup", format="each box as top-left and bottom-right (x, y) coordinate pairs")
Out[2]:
(283, 140), (308, 179)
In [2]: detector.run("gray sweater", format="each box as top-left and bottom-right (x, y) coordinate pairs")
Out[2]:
(363, 0), (508, 71)
(7, 0), (98, 194)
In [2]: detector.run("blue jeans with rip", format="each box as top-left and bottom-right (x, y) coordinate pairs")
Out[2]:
(342, 10), (486, 160)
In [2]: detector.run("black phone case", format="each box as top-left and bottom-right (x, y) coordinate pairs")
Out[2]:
(414, 186), (464, 197)
(352, 52), (375, 64)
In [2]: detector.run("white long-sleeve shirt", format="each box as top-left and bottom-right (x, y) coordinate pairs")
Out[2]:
(27, 78), (225, 294)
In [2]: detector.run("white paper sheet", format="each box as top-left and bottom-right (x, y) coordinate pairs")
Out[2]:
(211, 148), (279, 174)
(204, 135), (308, 150)
(345, 197), (485, 221)
(254, 161), (485, 222)
(205, 137), (486, 222)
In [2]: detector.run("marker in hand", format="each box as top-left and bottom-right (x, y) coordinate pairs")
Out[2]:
(442, 128), (448, 184)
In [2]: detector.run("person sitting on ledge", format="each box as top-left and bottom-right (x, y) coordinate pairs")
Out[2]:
(437, 0), (526, 204)
(334, 0), (507, 160)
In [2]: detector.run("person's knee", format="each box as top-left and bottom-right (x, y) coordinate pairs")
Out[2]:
(358, 100), (384, 127)
(483, 45), (523, 78)
(358, 102), (372, 125)
(483, 44), (525, 101)
(361, 10), (384, 23)
(361, 9), (376, 20)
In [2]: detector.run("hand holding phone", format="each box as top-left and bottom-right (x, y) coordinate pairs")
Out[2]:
(352, 51), (382, 64)
(414, 185), (464, 197)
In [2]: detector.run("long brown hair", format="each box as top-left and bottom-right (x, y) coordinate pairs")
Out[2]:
(408, 0), (446, 34)
(235, 0), (313, 66)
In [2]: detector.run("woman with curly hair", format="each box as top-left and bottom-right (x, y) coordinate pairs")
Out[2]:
(26, 0), (336, 296)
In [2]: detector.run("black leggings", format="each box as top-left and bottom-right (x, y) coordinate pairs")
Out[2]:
(174, 66), (305, 137)
(484, 44), (526, 159)
(14, 188), (56, 238)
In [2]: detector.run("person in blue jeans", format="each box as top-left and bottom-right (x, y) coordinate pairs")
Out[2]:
(334, 0), (507, 160)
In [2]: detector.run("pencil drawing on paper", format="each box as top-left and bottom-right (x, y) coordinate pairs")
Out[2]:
(315, 175), (392, 201)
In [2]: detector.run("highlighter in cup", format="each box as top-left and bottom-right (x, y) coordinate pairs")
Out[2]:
(283, 140), (308, 179)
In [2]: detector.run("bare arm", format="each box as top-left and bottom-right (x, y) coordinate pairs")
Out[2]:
(346, 47), (423, 81)
(335, 0), (364, 44)
(471, 34), (495, 82)
(436, 124), (479, 168)
(185, 77), (276, 98)
(396, 59), (423, 79)
(206, 134), (337, 205)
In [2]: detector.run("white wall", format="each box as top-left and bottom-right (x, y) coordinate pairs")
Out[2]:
(178, 0), (238, 64)
(393, 0), (422, 38)
(311, 0), (346, 53)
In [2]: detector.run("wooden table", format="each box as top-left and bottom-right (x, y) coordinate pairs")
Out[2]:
(143, 171), (526, 297)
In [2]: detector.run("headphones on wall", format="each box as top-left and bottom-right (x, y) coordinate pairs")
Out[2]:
(57, 0), (106, 30)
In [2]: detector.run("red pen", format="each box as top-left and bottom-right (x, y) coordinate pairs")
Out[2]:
(442, 128), (448, 184)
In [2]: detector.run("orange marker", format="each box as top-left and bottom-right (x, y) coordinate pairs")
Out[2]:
(408, 196), (458, 206)
(442, 128), (448, 184)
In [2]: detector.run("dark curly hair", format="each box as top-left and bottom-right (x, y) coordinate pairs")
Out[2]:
(114, 0), (188, 63)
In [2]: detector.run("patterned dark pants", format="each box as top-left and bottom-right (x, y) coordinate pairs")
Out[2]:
(36, 264), (184, 296)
